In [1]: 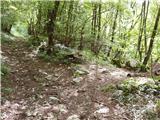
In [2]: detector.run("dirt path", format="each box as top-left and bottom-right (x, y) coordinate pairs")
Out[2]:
(1, 39), (131, 120)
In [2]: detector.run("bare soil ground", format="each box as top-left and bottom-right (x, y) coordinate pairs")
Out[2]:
(1, 38), (133, 120)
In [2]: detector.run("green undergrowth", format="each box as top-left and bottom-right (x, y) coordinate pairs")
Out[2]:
(1, 63), (13, 100)
(102, 78), (159, 102)
(102, 78), (160, 119)
(27, 35), (47, 48)
(37, 47), (78, 64)
(82, 50), (110, 65)
(1, 63), (10, 77)
(1, 32), (15, 43)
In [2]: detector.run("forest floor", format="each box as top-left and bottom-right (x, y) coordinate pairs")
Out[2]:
(1, 38), (157, 120)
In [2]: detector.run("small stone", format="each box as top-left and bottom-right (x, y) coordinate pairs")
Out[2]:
(49, 96), (60, 102)
(67, 114), (80, 120)
(53, 104), (68, 113)
(73, 77), (83, 83)
(55, 73), (59, 77)
(95, 107), (110, 114)
(45, 75), (53, 80)
(98, 68), (109, 73)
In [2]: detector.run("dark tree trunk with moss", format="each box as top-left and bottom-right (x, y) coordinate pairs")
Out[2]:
(47, 1), (60, 55)
(141, 7), (160, 71)
(1, 24), (12, 34)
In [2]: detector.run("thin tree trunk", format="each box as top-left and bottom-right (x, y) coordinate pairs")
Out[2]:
(79, 25), (85, 50)
(97, 3), (101, 41)
(107, 9), (119, 57)
(47, 1), (60, 55)
(141, 7), (160, 71)
(144, 0), (149, 54)
(65, 1), (73, 46)
(137, 2), (144, 61)
(95, 3), (102, 55)
(91, 3), (97, 52)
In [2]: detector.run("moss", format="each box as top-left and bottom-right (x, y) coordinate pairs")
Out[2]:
(117, 79), (138, 95)
(101, 84), (116, 92)
(1, 87), (13, 95)
(143, 110), (158, 120)
(156, 100), (160, 116)
(1, 33), (14, 43)
(1, 64), (10, 77)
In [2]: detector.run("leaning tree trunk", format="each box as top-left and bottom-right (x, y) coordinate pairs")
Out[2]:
(47, 1), (60, 55)
(141, 7), (160, 71)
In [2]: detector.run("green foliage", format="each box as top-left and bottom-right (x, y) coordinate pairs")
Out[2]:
(38, 52), (52, 62)
(156, 100), (160, 115)
(109, 78), (160, 104)
(1, 0), (159, 69)
(1, 64), (9, 77)
(143, 110), (158, 120)
(37, 45), (74, 64)
(101, 83), (116, 92)
(27, 36), (44, 47)
(1, 87), (13, 95)
(82, 50), (109, 65)
(117, 79), (138, 95)
(1, 32), (15, 43)
(11, 22), (28, 37)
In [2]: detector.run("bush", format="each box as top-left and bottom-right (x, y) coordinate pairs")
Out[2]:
(117, 79), (138, 95)
(38, 52), (52, 62)
(82, 50), (109, 65)
(28, 36), (45, 47)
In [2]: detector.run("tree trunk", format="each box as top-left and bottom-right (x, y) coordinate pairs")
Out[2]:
(65, 1), (73, 46)
(107, 9), (119, 57)
(2, 24), (12, 34)
(95, 3), (102, 55)
(47, 1), (60, 55)
(97, 3), (101, 42)
(91, 3), (97, 53)
(79, 25), (85, 50)
(144, 0), (149, 54)
(141, 7), (160, 71)
(137, 1), (144, 61)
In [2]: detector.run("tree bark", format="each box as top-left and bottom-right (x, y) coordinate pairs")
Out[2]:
(65, 1), (73, 46)
(47, 1), (60, 55)
(2, 24), (12, 34)
(141, 7), (160, 71)
(137, 1), (145, 61)
(107, 9), (119, 57)
(144, 0), (149, 54)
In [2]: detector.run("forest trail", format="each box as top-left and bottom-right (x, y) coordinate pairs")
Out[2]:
(2, 38), (134, 120)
